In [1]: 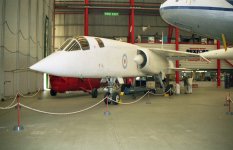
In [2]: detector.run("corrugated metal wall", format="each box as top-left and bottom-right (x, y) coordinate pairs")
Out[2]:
(0, 0), (54, 99)
(54, 0), (191, 49)
(55, 14), (185, 49)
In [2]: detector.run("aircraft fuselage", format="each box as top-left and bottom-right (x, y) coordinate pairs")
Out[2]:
(30, 36), (170, 78)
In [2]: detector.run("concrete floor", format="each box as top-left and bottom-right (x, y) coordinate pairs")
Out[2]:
(0, 87), (233, 150)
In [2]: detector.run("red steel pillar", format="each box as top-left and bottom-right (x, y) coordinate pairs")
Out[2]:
(128, 15), (131, 43)
(53, 0), (55, 50)
(84, 0), (89, 36)
(129, 0), (135, 44)
(217, 40), (221, 87)
(175, 28), (180, 84)
(167, 25), (173, 44)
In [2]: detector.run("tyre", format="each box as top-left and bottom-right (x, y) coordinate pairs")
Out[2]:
(91, 88), (98, 98)
(112, 92), (120, 105)
(50, 89), (57, 96)
(104, 92), (111, 104)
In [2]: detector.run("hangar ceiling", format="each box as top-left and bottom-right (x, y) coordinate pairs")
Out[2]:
(55, 0), (165, 16)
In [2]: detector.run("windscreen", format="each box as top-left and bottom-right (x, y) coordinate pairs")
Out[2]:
(76, 36), (90, 50)
(59, 38), (72, 50)
(64, 40), (81, 51)
(95, 38), (104, 48)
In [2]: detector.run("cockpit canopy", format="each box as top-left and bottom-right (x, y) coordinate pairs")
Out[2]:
(58, 36), (104, 51)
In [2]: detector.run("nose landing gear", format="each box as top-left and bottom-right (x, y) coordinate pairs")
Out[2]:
(103, 78), (121, 105)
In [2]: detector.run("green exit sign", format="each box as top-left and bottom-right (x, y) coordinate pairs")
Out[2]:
(104, 12), (119, 16)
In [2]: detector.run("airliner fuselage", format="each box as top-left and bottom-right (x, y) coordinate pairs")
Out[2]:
(160, 0), (233, 42)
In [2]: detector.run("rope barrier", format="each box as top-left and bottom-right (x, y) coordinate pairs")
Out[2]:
(20, 98), (105, 115)
(0, 87), (172, 114)
(0, 94), (18, 110)
(0, 103), (18, 110)
(0, 89), (41, 110)
(107, 89), (172, 105)
(109, 91), (150, 105)
(18, 89), (41, 98)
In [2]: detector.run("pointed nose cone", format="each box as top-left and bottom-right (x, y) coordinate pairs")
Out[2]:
(30, 52), (63, 75)
(30, 59), (49, 73)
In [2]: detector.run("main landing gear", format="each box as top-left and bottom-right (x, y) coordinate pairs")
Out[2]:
(103, 78), (121, 105)
(91, 88), (98, 98)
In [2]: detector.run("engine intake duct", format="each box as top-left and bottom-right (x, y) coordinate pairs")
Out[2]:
(134, 50), (147, 69)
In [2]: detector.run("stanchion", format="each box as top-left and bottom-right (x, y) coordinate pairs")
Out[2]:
(13, 94), (24, 131)
(104, 96), (111, 116)
(146, 91), (151, 104)
(225, 92), (233, 115)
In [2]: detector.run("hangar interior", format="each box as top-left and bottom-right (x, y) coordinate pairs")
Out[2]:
(0, 0), (233, 150)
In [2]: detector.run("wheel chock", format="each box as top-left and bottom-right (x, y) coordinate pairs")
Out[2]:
(118, 99), (122, 104)
(164, 93), (169, 97)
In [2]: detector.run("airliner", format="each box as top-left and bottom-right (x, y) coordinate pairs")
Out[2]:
(160, 0), (233, 42)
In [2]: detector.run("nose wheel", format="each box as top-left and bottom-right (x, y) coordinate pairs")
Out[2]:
(112, 92), (120, 105)
(50, 89), (57, 96)
(103, 77), (121, 105)
(104, 92), (120, 105)
(91, 88), (98, 98)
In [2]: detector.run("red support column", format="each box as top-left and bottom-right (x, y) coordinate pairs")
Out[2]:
(129, 0), (135, 44)
(53, 0), (55, 50)
(217, 40), (221, 87)
(84, 0), (89, 36)
(167, 25), (173, 44)
(127, 15), (131, 43)
(175, 28), (180, 84)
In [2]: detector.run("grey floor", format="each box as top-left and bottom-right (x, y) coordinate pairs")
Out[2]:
(0, 87), (233, 150)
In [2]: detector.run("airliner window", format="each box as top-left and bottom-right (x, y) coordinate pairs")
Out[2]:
(65, 40), (81, 51)
(95, 38), (104, 48)
(77, 37), (90, 50)
(59, 38), (72, 50)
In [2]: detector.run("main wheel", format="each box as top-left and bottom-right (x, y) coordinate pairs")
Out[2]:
(104, 92), (111, 104)
(91, 88), (98, 98)
(112, 92), (120, 105)
(50, 89), (57, 96)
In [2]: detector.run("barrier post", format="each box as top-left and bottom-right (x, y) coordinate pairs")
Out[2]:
(104, 96), (111, 116)
(146, 91), (151, 104)
(13, 94), (24, 131)
(225, 92), (233, 115)
(228, 98), (231, 113)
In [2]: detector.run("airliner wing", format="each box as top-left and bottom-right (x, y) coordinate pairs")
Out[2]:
(149, 48), (210, 63)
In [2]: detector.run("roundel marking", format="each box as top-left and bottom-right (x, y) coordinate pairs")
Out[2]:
(122, 54), (128, 69)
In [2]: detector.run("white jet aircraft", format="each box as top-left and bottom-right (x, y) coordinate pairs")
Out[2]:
(30, 36), (206, 103)
(160, 0), (233, 59)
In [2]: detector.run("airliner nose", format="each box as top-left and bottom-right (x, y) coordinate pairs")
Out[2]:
(159, 0), (175, 27)
(159, 1), (169, 21)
